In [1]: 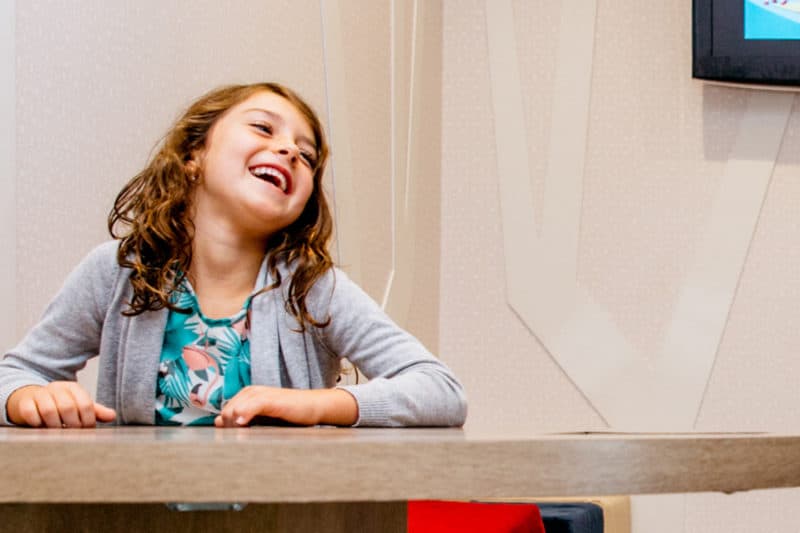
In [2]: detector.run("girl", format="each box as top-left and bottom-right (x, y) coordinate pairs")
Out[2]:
(0, 82), (467, 429)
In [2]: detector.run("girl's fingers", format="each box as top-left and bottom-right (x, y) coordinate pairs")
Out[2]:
(32, 388), (62, 428)
(219, 387), (322, 427)
(52, 390), (81, 428)
(220, 390), (265, 427)
(218, 402), (252, 427)
(64, 384), (96, 427)
(61, 382), (116, 425)
(17, 395), (43, 427)
(93, 403), (117, 423)
(230, 404), (258, 426)
(9, 382), (114, 428)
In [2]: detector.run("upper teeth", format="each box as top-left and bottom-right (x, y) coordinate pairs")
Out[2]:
(252, 166), (287, 192)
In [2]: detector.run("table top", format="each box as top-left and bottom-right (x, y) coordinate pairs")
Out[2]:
(0, 427), (798, 503)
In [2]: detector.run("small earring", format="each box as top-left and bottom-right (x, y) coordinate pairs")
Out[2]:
(186, 159), (201, 183)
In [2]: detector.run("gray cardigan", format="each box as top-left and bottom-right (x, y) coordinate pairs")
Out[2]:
(0, 241), (467, 427)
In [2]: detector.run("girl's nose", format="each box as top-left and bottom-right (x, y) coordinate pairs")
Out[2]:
(274, 140), (299, 163)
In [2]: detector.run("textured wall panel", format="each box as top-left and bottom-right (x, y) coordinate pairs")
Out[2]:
(440, 0), (605, 434)
(335, 0), (392, 303)
(320, 0), (363, 285)
(383, 0), (423, 329)
(487, 0), (792, 432)
(399, 0), (442, 352)
(320, 0), (440, 352)
(0, 1), (15, 353)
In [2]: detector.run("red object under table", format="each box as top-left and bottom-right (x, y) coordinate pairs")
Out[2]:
(408, 500), (545, 533)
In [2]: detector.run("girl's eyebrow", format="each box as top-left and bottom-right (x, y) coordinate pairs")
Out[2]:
(244, 108), (317, 153)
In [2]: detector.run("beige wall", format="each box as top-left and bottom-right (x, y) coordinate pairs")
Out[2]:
(441, 1), (800, 532)
(6, 1), (800, 532)
(0, 0), (15, 356)
(14, 0), (325, 335)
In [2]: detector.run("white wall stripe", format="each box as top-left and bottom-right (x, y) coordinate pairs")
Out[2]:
(0, 0), (16, 351)
(320, 0), (362, 283)
(382, 0), (422, 328)
(484, 0), (540, 302)
(383, 0), (400, 309)
(381, 0), (408, 310)
(680, 90), (795, 427)
(402, 0), (419, 214)
(540, 3), (597, 286)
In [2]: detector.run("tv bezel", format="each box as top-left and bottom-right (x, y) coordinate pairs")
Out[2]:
(693, 0), (800, 86)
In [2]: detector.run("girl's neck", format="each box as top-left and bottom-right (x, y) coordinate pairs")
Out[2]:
(188, 230), (266, 319)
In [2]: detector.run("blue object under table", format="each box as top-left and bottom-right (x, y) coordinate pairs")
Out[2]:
(537, 503), (604, 533)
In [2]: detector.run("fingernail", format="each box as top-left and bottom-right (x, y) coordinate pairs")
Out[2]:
(236, 416), (246, 425)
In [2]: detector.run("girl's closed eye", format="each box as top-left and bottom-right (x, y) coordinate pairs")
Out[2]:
(300, 150), (317, 168)
(252, 122), (273, 135)
(252, 122), (315, 166)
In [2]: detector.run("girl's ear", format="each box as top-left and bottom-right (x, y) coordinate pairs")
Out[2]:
(185, 153), (202, 182)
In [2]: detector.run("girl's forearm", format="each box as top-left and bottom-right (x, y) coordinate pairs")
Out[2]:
(215, 385), (359, 427)
(316, 388), (359, 426)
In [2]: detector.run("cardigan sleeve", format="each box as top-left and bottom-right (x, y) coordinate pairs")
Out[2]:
(0, 241), (119, 425)
(310, 268), (467, 427)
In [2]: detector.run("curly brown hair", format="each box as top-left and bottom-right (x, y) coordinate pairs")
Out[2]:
(108, 82), (333, 330)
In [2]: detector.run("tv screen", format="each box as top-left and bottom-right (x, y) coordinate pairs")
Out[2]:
(693, 0), (800, 85)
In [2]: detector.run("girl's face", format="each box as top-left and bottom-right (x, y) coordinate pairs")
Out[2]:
(191, 90), (319, 240)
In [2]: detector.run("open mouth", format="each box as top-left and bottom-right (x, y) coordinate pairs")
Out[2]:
(249, 164), (291, 194)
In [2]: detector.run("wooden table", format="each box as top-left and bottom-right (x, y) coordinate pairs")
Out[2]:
(1, 427), (799, 532)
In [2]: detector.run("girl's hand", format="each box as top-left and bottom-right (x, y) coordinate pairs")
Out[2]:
(214, 386), (358, 428)
(6, 382), (117, 428)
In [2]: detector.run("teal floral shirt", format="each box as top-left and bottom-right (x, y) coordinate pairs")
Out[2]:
(155, 281), (253, 426)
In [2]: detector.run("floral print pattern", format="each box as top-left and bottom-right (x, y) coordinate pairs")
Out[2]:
(155, 282), (252, 426)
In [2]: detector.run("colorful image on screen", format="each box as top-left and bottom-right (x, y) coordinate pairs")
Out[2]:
(745, 0), (800, 39)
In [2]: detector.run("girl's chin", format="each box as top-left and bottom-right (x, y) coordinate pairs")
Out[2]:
(243, 205), (303, 231)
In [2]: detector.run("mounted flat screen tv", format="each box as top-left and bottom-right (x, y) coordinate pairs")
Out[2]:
(693, 0), (800, 86)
